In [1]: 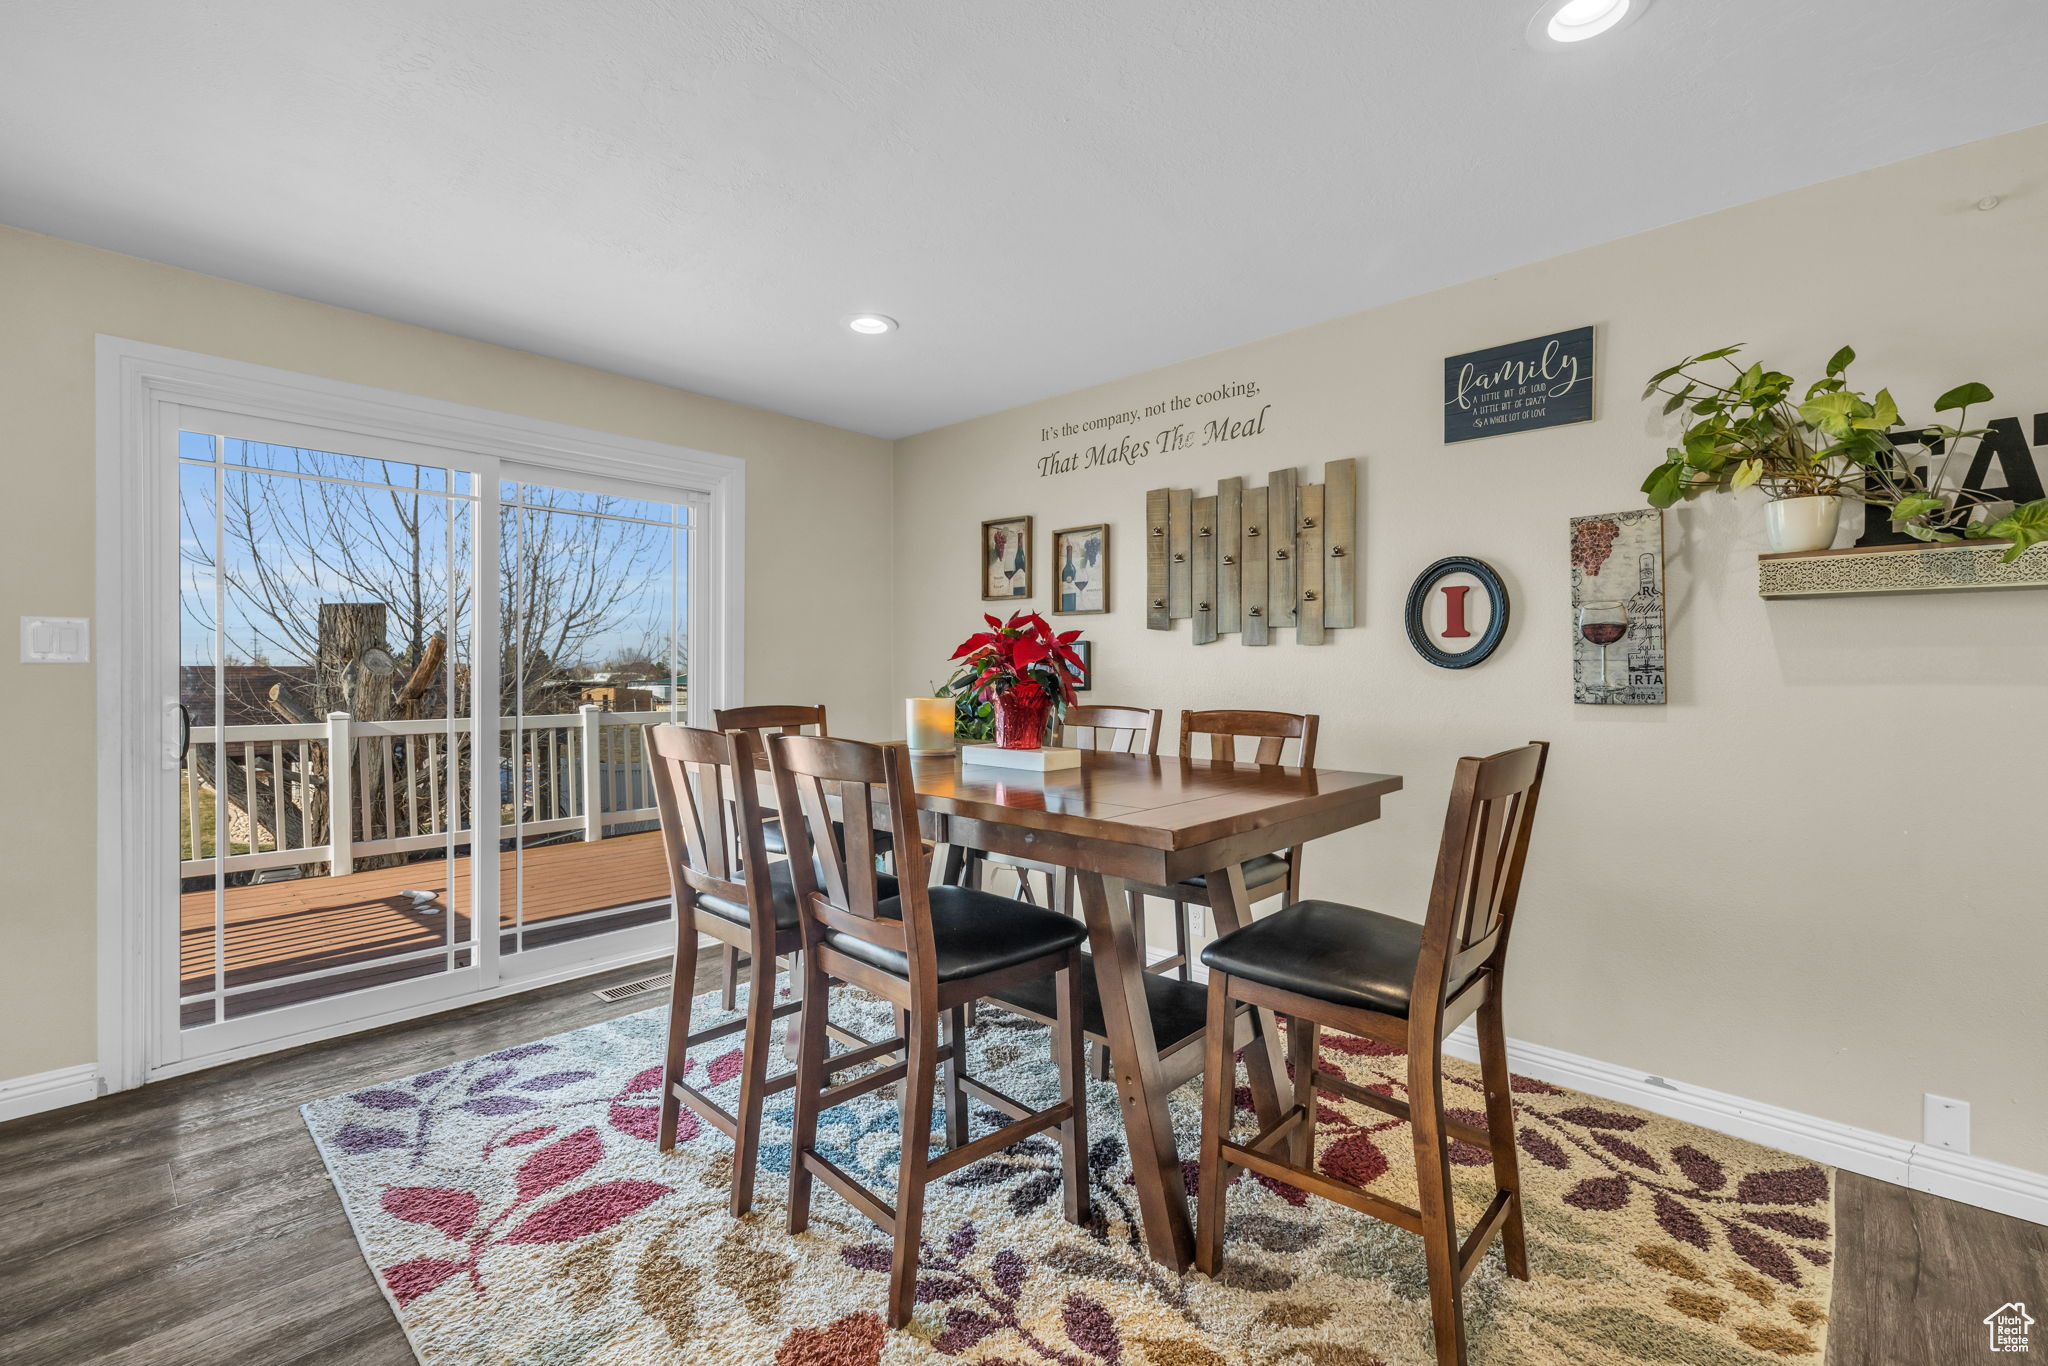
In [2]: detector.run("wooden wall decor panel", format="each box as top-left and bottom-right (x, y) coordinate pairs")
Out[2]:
(1324, 457), (1357, 629)
(1241, 485), (1270, 646)
(1216, 476), (1243, 634)
(1192, 494), (1219, 645)
(1168, 488), (1194, 620)
(1267, 467), (1298, 628)
(1297, 482), (1326, 645)
(1145, 488), (1171, 630)
(1145, 460), (1357, 648)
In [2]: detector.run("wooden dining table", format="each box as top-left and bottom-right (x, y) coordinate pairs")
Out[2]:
(906, 748), (1403, 1270)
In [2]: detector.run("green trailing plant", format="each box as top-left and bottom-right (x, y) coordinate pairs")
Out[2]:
(937, 679), (995, 743)
(1640, 345), (2046, 560)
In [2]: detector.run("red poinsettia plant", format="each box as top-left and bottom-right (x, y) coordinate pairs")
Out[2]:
(946, 611), (1086, 749)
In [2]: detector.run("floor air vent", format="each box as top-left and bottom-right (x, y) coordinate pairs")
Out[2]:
(594, 973), (672, 1004)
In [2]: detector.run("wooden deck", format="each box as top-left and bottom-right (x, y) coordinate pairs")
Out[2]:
(179, 831), (672, 1012)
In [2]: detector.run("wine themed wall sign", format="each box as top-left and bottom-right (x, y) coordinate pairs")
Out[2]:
(1444, 325), (1595, 443)
(1144, 459), (1357, 646)
(1570, 509), (1666, 704)
(1404, 557), (1510, 668)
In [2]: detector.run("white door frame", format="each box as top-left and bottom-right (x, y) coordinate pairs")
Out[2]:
(94, 336), (745, 1092)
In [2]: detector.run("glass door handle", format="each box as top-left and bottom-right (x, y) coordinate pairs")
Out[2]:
(165, 701), (190, 769)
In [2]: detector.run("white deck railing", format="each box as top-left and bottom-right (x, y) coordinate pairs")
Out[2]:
(181, 706), (671, 878)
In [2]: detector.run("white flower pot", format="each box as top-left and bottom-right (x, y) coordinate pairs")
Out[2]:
(1764, 495), (1842, 553)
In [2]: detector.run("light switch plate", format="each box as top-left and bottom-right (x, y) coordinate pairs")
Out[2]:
(20, 617), (90, 664)
(1922, 1094), (1970, 1153)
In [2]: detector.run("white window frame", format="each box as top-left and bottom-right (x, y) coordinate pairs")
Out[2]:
(94, 336), (745, 1092)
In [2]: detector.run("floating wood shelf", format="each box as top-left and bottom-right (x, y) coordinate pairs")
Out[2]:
(1757, 539), (2048, 599)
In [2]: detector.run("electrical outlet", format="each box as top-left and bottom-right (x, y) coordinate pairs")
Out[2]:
(1922, 1094), (1970, 1153)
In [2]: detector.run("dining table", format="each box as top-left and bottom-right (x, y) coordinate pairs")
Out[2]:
(906, 748), (1404, 1270)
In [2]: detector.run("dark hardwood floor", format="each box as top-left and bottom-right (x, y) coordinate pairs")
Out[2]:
(1, 962), (2040, 1365)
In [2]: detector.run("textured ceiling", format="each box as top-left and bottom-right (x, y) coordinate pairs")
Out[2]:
(3, 2), (2046, 438)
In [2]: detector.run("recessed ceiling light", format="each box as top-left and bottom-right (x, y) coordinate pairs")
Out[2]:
(845, 313), (898, 335)
(1527, 0), (1644, 49)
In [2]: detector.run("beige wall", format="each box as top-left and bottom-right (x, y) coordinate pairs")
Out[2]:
(0, 225), (896, 1081)
(894, 126), (2048, 1172)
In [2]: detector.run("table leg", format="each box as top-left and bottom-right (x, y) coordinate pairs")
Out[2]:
(1072, 869), (1195, 1270)
(1204, 862), (1291, 1128)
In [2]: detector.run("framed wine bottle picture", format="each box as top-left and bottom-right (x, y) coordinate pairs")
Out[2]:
(981, 515), (1033, 600)
(1051, 523), (1109, 614)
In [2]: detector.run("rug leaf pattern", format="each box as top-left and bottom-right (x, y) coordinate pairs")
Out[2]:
(302, 988), (1832, 1365)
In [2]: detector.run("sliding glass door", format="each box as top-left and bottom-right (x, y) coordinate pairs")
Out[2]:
(497, 475), (689, 957)
(166, 414), (696, 1066)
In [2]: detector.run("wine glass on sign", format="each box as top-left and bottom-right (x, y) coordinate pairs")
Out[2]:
(1578, 600), (1628, 691)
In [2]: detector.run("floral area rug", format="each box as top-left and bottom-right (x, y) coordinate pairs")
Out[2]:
(302, 985), (1834, 1366)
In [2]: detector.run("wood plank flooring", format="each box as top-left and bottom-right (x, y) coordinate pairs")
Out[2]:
(1, 961), (2039, 1365)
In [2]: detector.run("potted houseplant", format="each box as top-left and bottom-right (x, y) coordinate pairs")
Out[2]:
(1640, 345), (2047, 557)
(944, 612), (1085, 750)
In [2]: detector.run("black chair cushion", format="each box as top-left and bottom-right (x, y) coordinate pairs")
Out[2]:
(1200, 899), (1467, 1017)
(1177, 852), (1290, 892)
(824, 885), (1086, 983)
(697, 860), (900, 934)
(762, 817), (893, 858)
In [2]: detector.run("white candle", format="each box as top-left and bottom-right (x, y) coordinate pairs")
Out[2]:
(906, 697), (955, 755)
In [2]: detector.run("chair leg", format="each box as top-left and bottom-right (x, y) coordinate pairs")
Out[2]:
(888, 1009), (940, 1329)
(942, 1004), (969, 1150)
(1090, 1041), (1113, 1082)
(719, 944), (741, 1011)
(728, 945), (778, 1216)
(785, 953), (832, 1236)
(1476, 995), (1529, 1280)
(1285, 1015), (1318, 1169)
(1173, 899), (1192, 981)
(657, 914), (702, 1151)
(1409, 1044), (1469, 1366)
(1053, 956), (1091, 1226)
(1194, 971), (1235, 1276)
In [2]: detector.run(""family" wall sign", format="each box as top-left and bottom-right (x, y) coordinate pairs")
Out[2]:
(1444, 325), (1596, 443)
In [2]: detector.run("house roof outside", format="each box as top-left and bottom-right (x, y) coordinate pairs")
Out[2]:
(180, 664), (316, 729)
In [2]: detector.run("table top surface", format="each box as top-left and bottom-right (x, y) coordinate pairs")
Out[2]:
(906, 750), (1403, 852)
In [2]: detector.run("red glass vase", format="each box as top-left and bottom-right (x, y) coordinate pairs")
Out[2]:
(992, 686), (1051, 750)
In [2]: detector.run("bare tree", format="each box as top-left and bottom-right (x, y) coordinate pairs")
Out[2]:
(181, 453), (675, 717)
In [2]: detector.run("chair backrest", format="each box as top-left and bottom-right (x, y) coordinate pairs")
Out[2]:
(766, 734), (935, 978)
(644, 723), (773, 931)
(714, 703), (828, 749)
(1414, 741), (1550, 1017)
(1058, 704), (1163, 755)
(1178, 709), (1319, 766)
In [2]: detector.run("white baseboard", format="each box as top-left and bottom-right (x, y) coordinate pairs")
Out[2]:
(0, 1064), (101, 1124)
(1136, 940), (2046, 1227)
(1448, 1023), (2048, 1228)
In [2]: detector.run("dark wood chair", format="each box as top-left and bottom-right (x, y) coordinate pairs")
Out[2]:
(710, 704), (896, 1009)
(646, 723), (901, 1215)
(1125, 709), (1320, 978)
(769, 734), (1090, 1329)
(1194, 741), (1550, 1366)
(964, 704), (1161, 1074)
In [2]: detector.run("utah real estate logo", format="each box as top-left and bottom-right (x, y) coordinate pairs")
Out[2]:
(1984, 1302), (2034, 1353)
